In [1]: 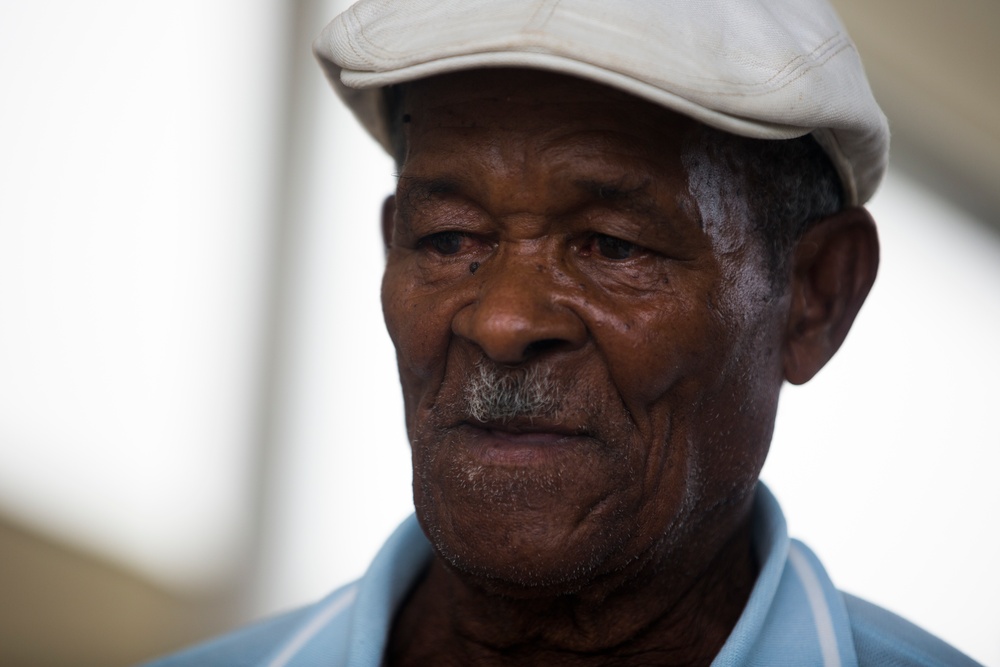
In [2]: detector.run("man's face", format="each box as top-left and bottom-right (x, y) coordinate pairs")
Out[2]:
(381, 69), (790, 592)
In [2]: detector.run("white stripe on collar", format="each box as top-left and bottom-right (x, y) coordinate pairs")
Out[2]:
(788, 543), (842, 667)
(267, 585), (359, 667)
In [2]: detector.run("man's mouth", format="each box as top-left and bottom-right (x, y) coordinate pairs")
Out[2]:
(442, 358), (599, 462)
(465, 416), (583, 438)
(456, 418), (593, 463)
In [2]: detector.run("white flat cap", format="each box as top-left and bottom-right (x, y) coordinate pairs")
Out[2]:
(314, 0), (889, 205)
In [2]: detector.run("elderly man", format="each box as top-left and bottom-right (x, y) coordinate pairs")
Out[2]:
(148, 1), (981, 666)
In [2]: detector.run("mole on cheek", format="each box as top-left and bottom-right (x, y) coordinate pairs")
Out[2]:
(469, 262), (480, 274)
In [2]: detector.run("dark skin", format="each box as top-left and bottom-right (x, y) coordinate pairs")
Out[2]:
(378, 69), (879, 666)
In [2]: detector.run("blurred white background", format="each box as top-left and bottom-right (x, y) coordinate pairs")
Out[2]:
(0, 1), (997, 665)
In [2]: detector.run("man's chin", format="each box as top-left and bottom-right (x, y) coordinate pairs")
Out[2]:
(413, 466), (633, 594)
(423, 513), (623, 595)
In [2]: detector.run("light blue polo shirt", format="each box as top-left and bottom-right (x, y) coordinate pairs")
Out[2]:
(144, 485), (981, 666)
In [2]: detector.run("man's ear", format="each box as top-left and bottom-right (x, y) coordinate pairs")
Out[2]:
(783, 207), (879, 385)
(381, 195), (396, 250)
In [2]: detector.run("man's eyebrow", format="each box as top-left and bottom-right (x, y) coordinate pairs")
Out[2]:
(397, 176), (461, 203)
(573, 177), (653, 202)
(573, 177), (668, 220)
(392, 177), (466, 239)
(573, 177), (704, 231)
(393, 177), (463, 231)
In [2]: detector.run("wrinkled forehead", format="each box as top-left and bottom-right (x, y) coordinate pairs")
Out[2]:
(404, 68), (694, 121)
(393, 70), (767, 239)
(393, 69), (719, 184)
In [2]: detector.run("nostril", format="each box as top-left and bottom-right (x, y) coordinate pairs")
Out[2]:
(522, 338), (565, 359)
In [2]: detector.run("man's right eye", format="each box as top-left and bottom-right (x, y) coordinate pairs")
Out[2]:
(420, 231), (465, 255)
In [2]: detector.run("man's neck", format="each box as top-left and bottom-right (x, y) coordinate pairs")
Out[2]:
(386, 519), (757, 667)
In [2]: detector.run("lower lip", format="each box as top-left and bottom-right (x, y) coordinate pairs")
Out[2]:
(458, 424), (590, 465)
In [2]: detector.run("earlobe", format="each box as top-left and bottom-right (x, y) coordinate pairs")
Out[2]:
(381, 195), (396, 250)
(783, 207), (880, 385)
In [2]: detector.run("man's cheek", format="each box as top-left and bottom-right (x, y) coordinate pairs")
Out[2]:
(382, 281), (448, 376)
(603, 318), (715, 410)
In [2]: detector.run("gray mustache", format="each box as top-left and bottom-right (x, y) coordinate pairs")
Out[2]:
(465, 360), (559, 424)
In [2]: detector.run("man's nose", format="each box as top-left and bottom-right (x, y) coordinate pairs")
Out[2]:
(451, 256), (587, 365)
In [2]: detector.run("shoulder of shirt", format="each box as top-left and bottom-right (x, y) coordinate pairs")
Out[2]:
(843, 592), (982, 667)
(138, 583), (358, 667)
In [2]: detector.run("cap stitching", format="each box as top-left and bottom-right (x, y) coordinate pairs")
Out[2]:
(629, 33), (850, 95)
(749, 40), (855, 98)
(351, 4), (380, 69)
(524, 0), (564, 33)
(750, 33), (840, 89)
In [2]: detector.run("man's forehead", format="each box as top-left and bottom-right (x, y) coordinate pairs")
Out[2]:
(398, 69), (704, 165)
(403, 68), (694, 126)
(406, 68), (663, 107)
(392, 70), (735, 245)
(394, 70), (713, 208)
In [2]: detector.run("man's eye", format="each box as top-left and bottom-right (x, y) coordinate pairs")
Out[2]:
(421, 231), (465, 255)
(591, 234), (637, 260)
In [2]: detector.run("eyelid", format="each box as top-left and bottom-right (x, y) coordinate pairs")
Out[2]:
(417, 230), (497, 260)
(586, 233), (642, 260)
(575, 205), (689, 260)
(418, 229), (465, 250)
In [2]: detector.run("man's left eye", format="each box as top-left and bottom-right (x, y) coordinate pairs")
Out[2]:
(590, 234), (638, 260)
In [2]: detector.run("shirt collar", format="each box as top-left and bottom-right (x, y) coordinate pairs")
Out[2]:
(337, 483), (858, 666)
